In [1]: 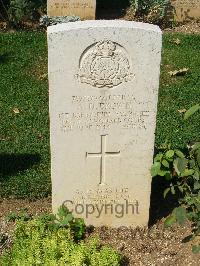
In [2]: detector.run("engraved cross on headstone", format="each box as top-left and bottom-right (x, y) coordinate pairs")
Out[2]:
(86, 135), (120, 185)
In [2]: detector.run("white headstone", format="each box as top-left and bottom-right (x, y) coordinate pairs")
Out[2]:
(48, 21), (162, 228)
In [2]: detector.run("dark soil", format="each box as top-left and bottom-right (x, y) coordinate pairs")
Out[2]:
(0, 198), (200, 265)
(165, 21), (200, 34)
(92, 225), (200, 265)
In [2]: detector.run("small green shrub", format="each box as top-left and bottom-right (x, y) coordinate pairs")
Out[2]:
(152, 104), (200, 253)
(129, 0), (174, 27)
(54, 205), (86, 241)
(6, 210), (31, 222)
(1, 207), (122, 265)
(8, 0), (33, 26)
(0, 0), (46, 28)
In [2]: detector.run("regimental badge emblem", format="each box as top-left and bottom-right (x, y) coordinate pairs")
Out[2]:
(77, 40), (134, 88)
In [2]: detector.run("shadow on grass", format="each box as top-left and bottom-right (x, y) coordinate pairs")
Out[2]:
(0, 153), (41, 180)
(0, 52), (12, 64)
(149, 175), (179, 226)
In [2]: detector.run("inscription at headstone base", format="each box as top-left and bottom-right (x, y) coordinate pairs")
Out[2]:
(47, 0), (96, 20)
(171, 0), (200, 21)
(48, 21), (162, 227)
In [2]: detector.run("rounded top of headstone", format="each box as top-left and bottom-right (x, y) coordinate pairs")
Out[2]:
(47, 20), (162, 34)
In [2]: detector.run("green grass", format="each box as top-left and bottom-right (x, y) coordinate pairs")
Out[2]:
(0, 32), (199, 199)
(156, 33), (200, 148)
(0, 32), (50, 199)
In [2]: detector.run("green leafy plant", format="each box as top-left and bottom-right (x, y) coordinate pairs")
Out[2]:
(152, 105), (200, 253)
(8, 0), (33, 26)
(152, 144), (200, 252)
(129, 0), (174, 27)
(1, 207), (122, 265)
(6, 210), (31, 222)
(151, 145), (200, 197)
(54, 205), (86, 241)
(0, 0), (46, 28)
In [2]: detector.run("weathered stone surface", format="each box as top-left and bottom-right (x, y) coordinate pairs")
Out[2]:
(47, 0), (96, 20)
(171, 0), (200, 21)
(48, 21), (162, 227)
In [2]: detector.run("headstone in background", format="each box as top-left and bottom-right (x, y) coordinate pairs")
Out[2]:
(47, 0), (96, 20)
(48, 21), (162, 227)
(171, 0), (200, 21)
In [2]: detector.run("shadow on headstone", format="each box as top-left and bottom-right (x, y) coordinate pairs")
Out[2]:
(96, 0), (130, 19)
(0, 153), (41, 181)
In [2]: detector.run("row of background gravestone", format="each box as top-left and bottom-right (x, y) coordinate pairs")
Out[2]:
(47, 0), (200, 21)
(47, 0), (130, 19)
(0, 0), (199, 23)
